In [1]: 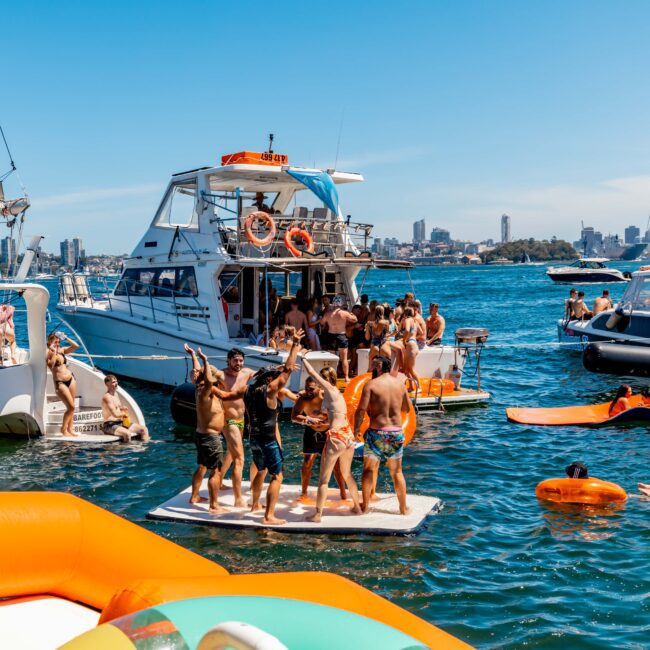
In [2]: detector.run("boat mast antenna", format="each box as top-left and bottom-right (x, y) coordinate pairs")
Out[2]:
(0, 124), (17, 183)
(267, 133), (274, 154)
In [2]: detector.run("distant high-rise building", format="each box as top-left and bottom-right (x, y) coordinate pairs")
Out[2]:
(625, 225), (640, 244)
(1, 237), (16, 269)
(430, 227), (451, 245)
(501, 214), (511, 243)
(412, 219), (426, 243)
(60, 239), (76, 267)
(579, 226), (603, 254)
(72, 237), (85, 268)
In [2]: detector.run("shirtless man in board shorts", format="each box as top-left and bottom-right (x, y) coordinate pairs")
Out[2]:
(101, 374), (150, 442)
(184, 343), (228, 514)
(219, 347), (255, 507)
(355, 355), (410, 515)
(320, 296), (357, 381)
(291, 376), (347, 500)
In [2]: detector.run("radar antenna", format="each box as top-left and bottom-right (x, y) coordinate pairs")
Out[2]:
(267, 133), (274, 154)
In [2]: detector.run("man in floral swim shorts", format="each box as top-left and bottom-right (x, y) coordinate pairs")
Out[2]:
(354, 355), (411, 515)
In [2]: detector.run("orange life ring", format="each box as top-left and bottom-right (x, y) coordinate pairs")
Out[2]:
(535, 477), (627, 505)
(343, 373), (417, 444)
(284, 226), (315, 257)
(244, 211), (276, 246)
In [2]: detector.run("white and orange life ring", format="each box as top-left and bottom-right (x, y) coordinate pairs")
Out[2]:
(244, 211), (276, 247)
(284, 225), (315, 257)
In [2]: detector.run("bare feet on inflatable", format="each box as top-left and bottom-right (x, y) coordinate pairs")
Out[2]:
(250, 501), (264, 512)
(638, 482), (650, 496)
(339, 489), (347, 500)
(360, 501), (369, 513)
(208, 505), (229, 515)
(350, 504), (362, 515)
(263, 515), (287, 525)
(62, 430), (78, 438)
(234, 497), (247, 508)
(399, 505), (411, 515)
(306, 510), (322, 523)
(190, 495), (209, 505)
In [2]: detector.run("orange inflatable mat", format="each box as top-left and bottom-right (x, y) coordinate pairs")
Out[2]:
(0, 492), (470, 649)
(507, 394), (649, 425)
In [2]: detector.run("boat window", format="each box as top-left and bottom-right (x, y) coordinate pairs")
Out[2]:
(115, 266), (198, 297)
(219, 272), (240, 303)
(633, 277), (650, 310)
(154, 180), (198, 229)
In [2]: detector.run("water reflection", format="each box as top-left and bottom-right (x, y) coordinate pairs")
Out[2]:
(539, 500), (626, 541)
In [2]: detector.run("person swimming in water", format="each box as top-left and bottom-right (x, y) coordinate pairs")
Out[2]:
(608, 384), (633, 417)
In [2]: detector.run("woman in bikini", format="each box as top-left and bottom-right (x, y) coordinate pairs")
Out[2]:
(0, 303), (17, 364)
(394, 306), (420, 391)
(302, 357), (361, 523)
(46, 331), (80, 437)
(365, 304), (389, 367)
(608, 383), (633, 417)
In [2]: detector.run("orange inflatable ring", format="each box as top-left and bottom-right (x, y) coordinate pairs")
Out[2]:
(536, 477), (627, 505)
(284, 226), (314, 257)
(343, 373), (417, 444)
(244, 211), (276, 246)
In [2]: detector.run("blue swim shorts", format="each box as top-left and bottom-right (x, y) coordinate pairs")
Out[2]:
(250, 438), (284, 476)
(364, 427), (404, 463)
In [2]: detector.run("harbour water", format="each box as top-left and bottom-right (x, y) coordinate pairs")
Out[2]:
(1, 263), (649, 648)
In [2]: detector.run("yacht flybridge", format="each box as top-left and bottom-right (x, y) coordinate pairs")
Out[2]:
(57, 149), (489, 404)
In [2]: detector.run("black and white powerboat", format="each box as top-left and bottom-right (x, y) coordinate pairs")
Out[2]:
(546, 258), (630, 284)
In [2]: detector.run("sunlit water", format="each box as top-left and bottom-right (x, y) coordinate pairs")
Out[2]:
(1, 265), (650, 648)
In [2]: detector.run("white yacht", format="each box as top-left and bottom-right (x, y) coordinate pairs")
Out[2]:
(57, 149), (488, 403)
(546, 258), (630, 283)
(0, 283), (145, 441)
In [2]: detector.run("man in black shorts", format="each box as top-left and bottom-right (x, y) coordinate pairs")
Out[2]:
(321, 296), (358, 381)
(291, 376), (347, 500)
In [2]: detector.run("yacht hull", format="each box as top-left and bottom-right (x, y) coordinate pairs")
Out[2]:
(547, 271), (627, 283)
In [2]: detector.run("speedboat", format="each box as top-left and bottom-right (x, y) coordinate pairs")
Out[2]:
(0, 282), (145, 441)
(56, 148), (487, 402)
(546, 258), (630, 283)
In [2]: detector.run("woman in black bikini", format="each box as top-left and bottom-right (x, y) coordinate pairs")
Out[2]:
(47, 331), (79, 437)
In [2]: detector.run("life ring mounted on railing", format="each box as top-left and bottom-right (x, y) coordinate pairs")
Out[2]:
(284, 223), (315, 257)
(244, 211), (276, 247)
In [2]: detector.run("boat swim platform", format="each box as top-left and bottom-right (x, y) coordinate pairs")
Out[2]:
(147, 480), (442, 536)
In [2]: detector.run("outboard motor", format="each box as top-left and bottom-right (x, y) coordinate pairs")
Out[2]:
(170, 382), (197, 427)
(583, 342), (650, 377)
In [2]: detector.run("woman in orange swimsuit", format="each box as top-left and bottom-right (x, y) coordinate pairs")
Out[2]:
(46, 331), (80, 437)
(608, 383), (633, 417)
(302, 357), (361, 523)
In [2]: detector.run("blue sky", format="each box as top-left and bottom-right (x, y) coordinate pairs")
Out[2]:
(3, 1), (650, 254)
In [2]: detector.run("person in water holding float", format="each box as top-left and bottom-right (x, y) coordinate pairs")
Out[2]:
(609, 384), (633, 417)
(356, 355), (411, 515)
(303, 358), (361, 523)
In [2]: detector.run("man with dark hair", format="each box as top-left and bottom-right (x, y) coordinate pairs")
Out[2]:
(285, 298), (309, 334)
(426, 303), (445, 345)
(321, 297), (357, 381)
(219, 347), (255, 507)
(355, 355), (410, 515)
(565, 461), (589, 479)
(593, 289), (613, 315)
(572, 291), (593, 320)
(215, 329), (304, 525)
(101, 374), (150, 442)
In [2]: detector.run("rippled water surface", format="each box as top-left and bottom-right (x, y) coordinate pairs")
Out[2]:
(2, 265), (650, 648)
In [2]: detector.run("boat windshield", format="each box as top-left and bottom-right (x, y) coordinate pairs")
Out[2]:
(621, 274), (650, 311)
(153, 179), (198, 229)
(577, 260), (606, 269)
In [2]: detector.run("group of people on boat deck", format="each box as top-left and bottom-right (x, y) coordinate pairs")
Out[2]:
(184, 337), (412, 525)
(259, 290), (445, 386)
(564, 288), (613, 321)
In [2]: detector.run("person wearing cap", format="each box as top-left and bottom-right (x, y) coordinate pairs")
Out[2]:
(320, 297), (357, 381)
(214, 328), (304, 525)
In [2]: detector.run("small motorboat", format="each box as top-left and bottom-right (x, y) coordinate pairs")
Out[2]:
(546, 258), (630, 283)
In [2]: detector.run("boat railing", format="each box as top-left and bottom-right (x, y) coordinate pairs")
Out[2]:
(58, 274), (214, 338)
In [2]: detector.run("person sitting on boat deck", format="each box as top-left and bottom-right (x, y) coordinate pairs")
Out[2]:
(285, 299), (309, 341)
(275, 325), (295, 351)
(609, 383), (633, 417)
(426, 303), (445, 345)
(218, 348), (256, 508)
(566, 461), (589, 479)
(571, 291), (593, 321)
(251, 191), (276, 214)
(413, 300), (428, 350)
(321, 297), (357, 381)
(214, 329), (304, 526)
(46, 331), (80, 438)
(291, 376), (347, 501)
(184, 344), (229, 514)
(355, 355), (410, 515)
(593, 289), (614, 316)
(564, 288), (578, 319)
(101, 374), (150, 442)
(303, 360), (361, 523)
(0, 303), (17, 364)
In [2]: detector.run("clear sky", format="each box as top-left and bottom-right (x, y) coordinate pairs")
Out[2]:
(2, 0), (650, 254)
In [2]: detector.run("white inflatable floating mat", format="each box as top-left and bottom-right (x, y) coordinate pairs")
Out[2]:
(148, 480), (442, 535)
(45, 432), (122, 443)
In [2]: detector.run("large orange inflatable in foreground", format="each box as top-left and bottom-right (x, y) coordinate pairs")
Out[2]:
(344, 373), (417, 444)
(536, 477), (627, 505)
(0, 492), (470, 649)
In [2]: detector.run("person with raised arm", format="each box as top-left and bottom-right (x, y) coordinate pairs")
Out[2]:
(184, 343), (228, 515)
(213, 329), (304, 526)
(46, 331), (80, 437)
(303, 358), (361, 523)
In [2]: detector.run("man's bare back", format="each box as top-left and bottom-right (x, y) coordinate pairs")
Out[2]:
(322, 307), (355, 334)
(364, 373), (408, 429)
(285, 309), (308, 332)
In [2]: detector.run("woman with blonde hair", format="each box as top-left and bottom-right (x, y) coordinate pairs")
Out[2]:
(46, 331), (80, 437)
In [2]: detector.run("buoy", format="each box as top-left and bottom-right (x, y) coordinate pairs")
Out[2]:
(536, 477), (627, 505)
(284, 226), (314, 257)
(244, 211), (276, 246)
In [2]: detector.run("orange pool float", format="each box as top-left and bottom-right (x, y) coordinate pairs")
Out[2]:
(535, 477), (627, 505)
(343, 373), (417, 444)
